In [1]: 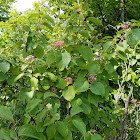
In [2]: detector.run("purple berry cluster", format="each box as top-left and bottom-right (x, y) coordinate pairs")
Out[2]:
(88, 74), (97, 83)
(95, 55), (103, 62)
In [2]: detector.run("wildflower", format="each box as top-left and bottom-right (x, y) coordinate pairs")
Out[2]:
(54, 41), (64, 47)
(114, 52), (117, 56)
(1, 49), (4, 52)
(121, 22), (131, 29)
(25, 55), (35, 62)
(132, 99), (137, 104)
(65, 77), (73, 85)
(76, 9), (82, 14)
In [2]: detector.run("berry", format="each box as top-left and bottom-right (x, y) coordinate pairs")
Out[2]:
(88, 74), (97, 83)
(51, 88), (57, 94)
(95, 55), (103, 62)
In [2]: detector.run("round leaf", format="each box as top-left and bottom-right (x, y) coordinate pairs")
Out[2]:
(62, 86), (76, 101)
(0, 62), (10, 73)
(91, 134), (102, 140)
(74, 78), (89, 92)
(34, 46), (44, 58)
(0, 106), (14, 122)
(126, 28), (140, 46)
(90, 82), (105, 95)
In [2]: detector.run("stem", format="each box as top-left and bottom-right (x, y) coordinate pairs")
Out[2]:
(122, 85), (133, 140)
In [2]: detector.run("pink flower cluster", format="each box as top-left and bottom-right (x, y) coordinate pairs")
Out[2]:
(25, 55), (35, 62)
(54, 41), (64, 47)
(65, 77), (73, 83)
(76, 9), (82, 14)
(1, 49), (4, 52)
(132, 99), (137, 104)
(121, 22), (131, 29)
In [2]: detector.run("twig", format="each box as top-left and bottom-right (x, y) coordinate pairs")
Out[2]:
(65, 117), (72, 125)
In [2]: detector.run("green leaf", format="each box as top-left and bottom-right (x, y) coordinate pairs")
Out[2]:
(62, 86), (76, 101)
(57, 121), (68, 138)
(34, 46), (44, 58)
(58, 52), (71, 71)
(103, 41), (112, 52)
(88, 92), (99, 107)
(85, 132), (91, 140)
(13, 41), (23, 49)
(45, 15), (55, 25)
(47, 72), (57, 81)
(90, 82), (105, 95)
(21, 64), (28, 71)
(88, 62), (100, 75)
(0, 106), (14, 122)
(26, 99), (41, 112)
(18, 124), (46, 140)
(0, 128), (11, 140)
(46, 52), (55, 66)
(79, 46), (93, 61)
(87, 17), (102, 25)
(64, 116), (77, 132)
(70, 106), (83, 116)
(91, 134), (102, 140)
(0, 72), (8, 81)
(0, 61), (10, 73)
(71, 98), (82, 107)
(14, 73), (25, 82)
(56, 78), (67, 89)
(42, 22), (53, 31)
(62, 18), (70, 30)
(44, 92), (58, 99)
(75, 58), (87, 69)
(79, 30), (89, 38)
(10, 130), (17, 140)
(101, 117), (113, 128)
(74, 77), (89, 92)
(126, 28), (140, 46)
(36, 122), (45, 132)
(54, 132), (64, 140)
(136, 78), (140, 86)
(81, 98), (91, 115)
(30, 77), (38, 91)
(72, 116), (86, 136)
(116, 40), (128, 52)
(117, 51), (128, 62)
(65, 131), (73, 140)
(105, 63), (114, 73)
(47, 124), (56, 139)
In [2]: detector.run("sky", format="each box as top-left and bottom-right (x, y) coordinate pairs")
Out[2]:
(12, 0), (41, 12)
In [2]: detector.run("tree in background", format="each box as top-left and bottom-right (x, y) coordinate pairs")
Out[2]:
(0, 0), (16, 21)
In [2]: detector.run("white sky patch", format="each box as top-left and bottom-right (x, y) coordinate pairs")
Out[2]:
(12, 0), (41, 12)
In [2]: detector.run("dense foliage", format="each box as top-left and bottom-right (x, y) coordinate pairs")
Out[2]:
(0, 1), (140, 140)
(0, 0), (15, 21)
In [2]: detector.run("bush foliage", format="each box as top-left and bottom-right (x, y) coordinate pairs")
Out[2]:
(0, 1), (140, 140)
